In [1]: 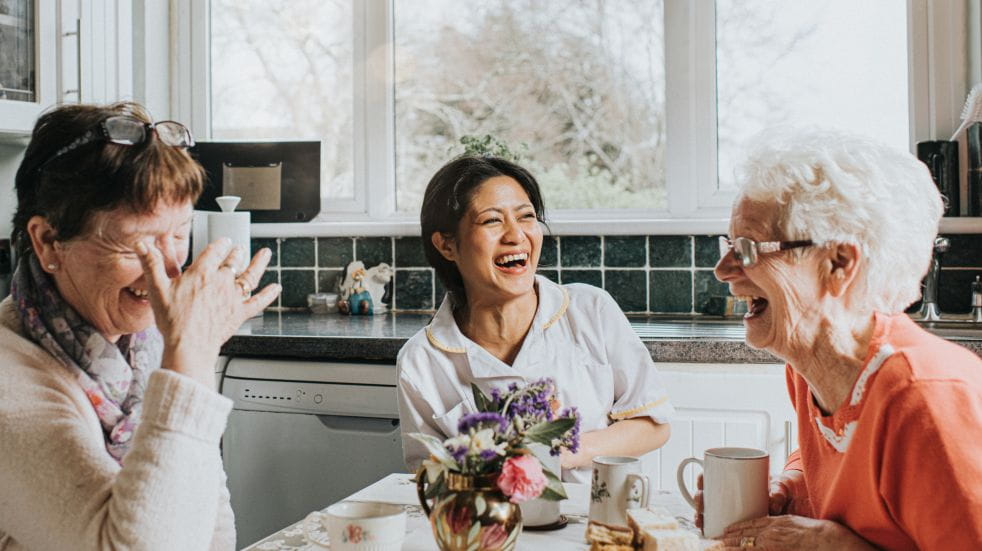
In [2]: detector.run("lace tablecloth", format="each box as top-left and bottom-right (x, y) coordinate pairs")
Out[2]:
(242, 473), (713, 550)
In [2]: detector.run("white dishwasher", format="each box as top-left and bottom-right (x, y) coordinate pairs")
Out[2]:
(220, 358), (408, 547)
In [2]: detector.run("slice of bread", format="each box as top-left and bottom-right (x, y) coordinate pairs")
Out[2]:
(585, 520), (635, 546)
(639, 528), (699, 551)
(589, 543), (635, 551)
(627, 507), (679, 533)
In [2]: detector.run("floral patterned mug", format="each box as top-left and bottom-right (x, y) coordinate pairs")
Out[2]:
(588, 456), (649, 528)
(303, 501), (407, 551)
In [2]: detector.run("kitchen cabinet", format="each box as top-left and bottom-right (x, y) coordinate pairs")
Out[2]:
(0, 1), (56, 136)
(0, 0), (132, 138)
(642, 363), (797, 492)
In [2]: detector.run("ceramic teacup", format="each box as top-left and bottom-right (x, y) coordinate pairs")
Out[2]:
(677, 447), (769, 538)
(588, 456), (650, 527)
(303, 501), (406, 551)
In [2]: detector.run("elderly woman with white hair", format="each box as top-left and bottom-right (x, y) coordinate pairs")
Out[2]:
(702, 130), (982, 550)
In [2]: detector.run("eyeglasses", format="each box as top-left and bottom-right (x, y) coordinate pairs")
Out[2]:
(38, 116), (195, 172)
(718, 236), (814, 268)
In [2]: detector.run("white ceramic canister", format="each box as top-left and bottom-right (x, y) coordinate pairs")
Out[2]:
(207, 196), (251, 273)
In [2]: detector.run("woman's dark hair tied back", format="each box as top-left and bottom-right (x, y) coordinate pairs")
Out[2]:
(420, 155), (545, 309)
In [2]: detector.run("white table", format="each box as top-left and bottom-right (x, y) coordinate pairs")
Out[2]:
(243, 473), (714, 550)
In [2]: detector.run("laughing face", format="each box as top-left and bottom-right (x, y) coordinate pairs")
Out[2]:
(48, 201), (193, 342)
(714, 198), (824, 357)
(437, 176), (543, 305)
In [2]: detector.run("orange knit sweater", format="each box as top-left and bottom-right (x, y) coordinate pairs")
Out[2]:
(783, 313), (982, 551)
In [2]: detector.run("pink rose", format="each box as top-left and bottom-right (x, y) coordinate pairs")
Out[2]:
(497, 455), (547, 503)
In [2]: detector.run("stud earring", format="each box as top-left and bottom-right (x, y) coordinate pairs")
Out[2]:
(47, 263), (58, 271)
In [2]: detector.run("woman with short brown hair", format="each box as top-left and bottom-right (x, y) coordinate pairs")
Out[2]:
(0, 102), (280, 550)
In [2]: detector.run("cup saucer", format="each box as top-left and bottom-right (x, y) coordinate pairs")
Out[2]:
(523, 514), (569, 532)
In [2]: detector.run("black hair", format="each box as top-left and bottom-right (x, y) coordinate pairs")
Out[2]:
(420, 155), (546, 308)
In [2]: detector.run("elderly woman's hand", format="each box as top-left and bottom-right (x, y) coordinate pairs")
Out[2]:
(695, 470), (803, 530)
(719, 515), (876, 551)
(137, 237), (280, 389)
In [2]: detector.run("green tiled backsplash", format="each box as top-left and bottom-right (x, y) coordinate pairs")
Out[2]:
(253, 234), (982, 315)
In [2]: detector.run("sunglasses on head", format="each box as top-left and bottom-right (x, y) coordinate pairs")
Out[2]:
(38, 115), (194, 172)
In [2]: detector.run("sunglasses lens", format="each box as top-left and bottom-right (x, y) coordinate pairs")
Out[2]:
(734, 238), (757, 267)
(155, 122), (192, 147)
(104, 117), (145, 145)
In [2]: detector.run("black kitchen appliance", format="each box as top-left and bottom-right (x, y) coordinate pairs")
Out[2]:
(190, 141), (321, 222)
(967, 123), (982, 217)
(916, 140), (960, 216)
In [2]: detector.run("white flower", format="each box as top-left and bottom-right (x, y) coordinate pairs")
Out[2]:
(422, 458), (447, 483)
(445, 433), (472, 451)
(471, 428), (507, 456)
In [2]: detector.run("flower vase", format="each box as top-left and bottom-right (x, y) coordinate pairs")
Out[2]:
(417, 470), (523, 551)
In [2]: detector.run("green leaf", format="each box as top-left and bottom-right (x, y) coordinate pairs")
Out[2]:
(472, 383), (492, 412)
(523, 418), (576, 447)
(538, 468), (568, 500)
(475, 495), (487, 516)
(423, 472), (448, 500)
(409, 433), (458, 469)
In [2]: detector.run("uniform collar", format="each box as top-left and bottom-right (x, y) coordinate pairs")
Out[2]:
(424, 275), (570, 359)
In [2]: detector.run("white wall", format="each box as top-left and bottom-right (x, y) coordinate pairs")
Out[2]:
(0, 145), (27, 241)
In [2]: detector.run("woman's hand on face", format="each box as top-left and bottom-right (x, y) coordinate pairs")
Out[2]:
(136, 238), (280, 386)
(719, 515), (874, 551)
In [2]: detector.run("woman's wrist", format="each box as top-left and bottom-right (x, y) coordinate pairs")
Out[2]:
(161, 347), (218, 390)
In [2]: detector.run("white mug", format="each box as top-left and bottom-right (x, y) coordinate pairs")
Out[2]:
(519, 444), (562, 527)
(303, 501), (406, 551)
(677, 447), (769, 538)
(588, 456), (650, 527)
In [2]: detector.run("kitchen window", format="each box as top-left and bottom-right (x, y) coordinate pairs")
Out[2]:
(188, 0), (955, 235)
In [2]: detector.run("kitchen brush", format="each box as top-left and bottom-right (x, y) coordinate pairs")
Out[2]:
(950, 82), (982, 140)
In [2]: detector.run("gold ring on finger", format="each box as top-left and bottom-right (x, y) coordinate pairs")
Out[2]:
(740, 536), (756, 548)
(235, 278), (252, 298)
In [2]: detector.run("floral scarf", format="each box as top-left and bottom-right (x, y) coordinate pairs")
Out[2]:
(10, 253), (162, 463)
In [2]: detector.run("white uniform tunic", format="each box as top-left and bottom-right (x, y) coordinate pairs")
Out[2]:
(396, 275), (675, 483)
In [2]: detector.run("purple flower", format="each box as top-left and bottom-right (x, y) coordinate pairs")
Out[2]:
(550, 407), (581, 455)
(449, 445), (468, 462)
(479, 448), (500, 461)
(503, 384), (553, 422)
(458, 412), (508, 434)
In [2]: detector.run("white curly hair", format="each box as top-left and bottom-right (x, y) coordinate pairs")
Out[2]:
(736, 128), (943, 313)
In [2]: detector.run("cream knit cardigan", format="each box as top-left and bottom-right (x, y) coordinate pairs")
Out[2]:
(0, 297), (236, 550)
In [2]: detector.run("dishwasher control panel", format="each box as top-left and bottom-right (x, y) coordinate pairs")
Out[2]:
(223, 376), (399, 418)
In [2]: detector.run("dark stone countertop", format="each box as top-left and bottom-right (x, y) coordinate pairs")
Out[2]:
(222, 311), (982, 364)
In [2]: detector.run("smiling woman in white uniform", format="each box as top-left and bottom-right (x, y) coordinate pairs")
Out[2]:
(396, 156), (674, 483)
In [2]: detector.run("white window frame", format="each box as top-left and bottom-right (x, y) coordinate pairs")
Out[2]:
(173, 0), (973, 237)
